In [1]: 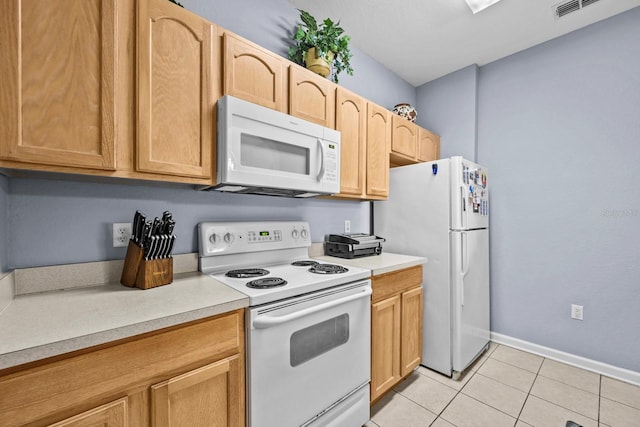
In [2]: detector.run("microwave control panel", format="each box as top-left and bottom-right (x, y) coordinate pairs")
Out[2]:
(323, 142), (339, 184)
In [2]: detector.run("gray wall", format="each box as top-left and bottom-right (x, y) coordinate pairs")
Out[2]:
(182, 0), (416, 109)
(476, 8), (640, 371)
(7, 178), (367, 268)
(0, 175), (7, 272)
(4, 0), (415, 269)
(416, 65), (478, 161)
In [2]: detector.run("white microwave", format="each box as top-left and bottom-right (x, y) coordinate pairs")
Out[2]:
(208, 95), (340, 197)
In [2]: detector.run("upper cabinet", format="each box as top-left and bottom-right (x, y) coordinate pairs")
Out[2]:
(417, 127), (441, 163)
(390, 116), (418, 166)
(366, 103), (391, 199)
(390, 116), (440, 167)
(289, 65), (335, 128)
(137, 0), (215, 179)
(222, 31), (287, 112)
(334, 90), (390, 200)
(335, 88), (366, 197)
(0, 2), (440, 193)
(0, 0), (117, 170)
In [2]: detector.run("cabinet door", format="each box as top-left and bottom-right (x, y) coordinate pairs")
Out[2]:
(417, 128), (440, 163)
(401, 286), (423, 377)
(289, 66), (335, 128)
(48, 398), (127, 427)
(371, 295), (401, 403)
(137, 0), (214, 179)
(335, 88), (365, 197)
(223, 32), (287, 112)
(366, 104), (391, 199)
(391, 116), (418, 161)
(151, 355), (243, 427)
(0, 0), (116, 170)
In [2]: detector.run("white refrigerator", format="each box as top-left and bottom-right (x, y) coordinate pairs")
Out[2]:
(374, 156), (490, 378)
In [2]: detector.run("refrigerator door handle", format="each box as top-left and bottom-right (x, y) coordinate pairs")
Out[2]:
(460, 185), (467, 229)
(459, 232), (469, 306)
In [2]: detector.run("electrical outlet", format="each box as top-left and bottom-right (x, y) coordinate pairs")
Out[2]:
(571, 304), (584, 320)
(112, 223), (132, 247)
(344, 220), (351, 233)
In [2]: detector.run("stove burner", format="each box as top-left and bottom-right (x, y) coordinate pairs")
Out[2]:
(246, 277), (288, 289)
(226, 268), (269, 278)
(291, 260), (320, 267)
(308, 264), (349, 275)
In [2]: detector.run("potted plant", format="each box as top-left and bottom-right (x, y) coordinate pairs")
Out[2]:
(288, 9), (354, 83)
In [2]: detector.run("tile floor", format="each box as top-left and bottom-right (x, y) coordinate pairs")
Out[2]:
(367, 342), (640, 427)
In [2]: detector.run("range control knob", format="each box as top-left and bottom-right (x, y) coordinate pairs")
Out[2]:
(224, 232), (234, 244)
(292, 229), (299, 239)
(209, 233), (220, 244)
(301, 229), (308, 239)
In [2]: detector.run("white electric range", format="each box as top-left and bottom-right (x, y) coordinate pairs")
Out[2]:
(198, 221), (372, 427)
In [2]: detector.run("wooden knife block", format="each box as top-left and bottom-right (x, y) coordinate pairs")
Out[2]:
(120, 240), (173, 290)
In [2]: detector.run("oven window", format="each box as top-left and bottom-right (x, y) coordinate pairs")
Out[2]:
(241, 133), (310, 175)
(290, 314), (349, 367)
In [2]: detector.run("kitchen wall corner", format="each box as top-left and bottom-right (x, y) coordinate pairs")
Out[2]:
(415, 64), (479, 161)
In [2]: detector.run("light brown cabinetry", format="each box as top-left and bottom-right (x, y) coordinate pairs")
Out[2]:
(0, 310), (245, 427)
(366, 104), (392, 199)
(0, 0), (217, 184)
(390, 116), (441, 167)
(370, 265), (423, 404)
(151, 355), (242, 426)
(417, 128), (441, 163)
(400, 286), (424, 376)
(49, 398), (128, 427)
(335, 88), (366, 197)
(334, 90), (390, 200)
(289, 65), (335, 128)
(0, 0), (117, 171)
(390, 116), (419, 166)
(137, 0), (215, 179)
(223, 31), (287, 112)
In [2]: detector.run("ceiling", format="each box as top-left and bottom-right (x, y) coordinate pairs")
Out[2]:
(288, 0), (640, 86)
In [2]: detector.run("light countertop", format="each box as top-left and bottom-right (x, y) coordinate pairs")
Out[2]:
(0, 272), (249, 370)
(313, 252), (427, 276)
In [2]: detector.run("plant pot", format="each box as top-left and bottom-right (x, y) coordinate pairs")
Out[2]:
(305, 47), (334, 78)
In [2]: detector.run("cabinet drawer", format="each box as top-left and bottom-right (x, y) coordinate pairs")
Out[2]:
(372, 265), (423, 303)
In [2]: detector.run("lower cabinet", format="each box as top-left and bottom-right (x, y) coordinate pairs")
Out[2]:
(151, 355), (242, 427)
(0, 310), (245, 427)
(370, 265), (423, 404)
(49, 398), (128, 427)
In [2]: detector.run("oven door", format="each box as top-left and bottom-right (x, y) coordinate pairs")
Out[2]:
(247, 280), (371, 427)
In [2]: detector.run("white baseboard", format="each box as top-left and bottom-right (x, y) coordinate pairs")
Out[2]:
(491, 332), (640, 387)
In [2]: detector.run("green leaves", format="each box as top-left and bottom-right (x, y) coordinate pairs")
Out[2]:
(288, 9), (354, 83)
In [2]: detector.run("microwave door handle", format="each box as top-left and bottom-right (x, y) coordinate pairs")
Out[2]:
(316, 138), (325, 182)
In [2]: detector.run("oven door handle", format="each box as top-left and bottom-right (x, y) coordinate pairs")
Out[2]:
(252, 287), (372, 329)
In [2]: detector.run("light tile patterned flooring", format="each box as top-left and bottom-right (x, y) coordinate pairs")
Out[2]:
(366, 343), (640, 427)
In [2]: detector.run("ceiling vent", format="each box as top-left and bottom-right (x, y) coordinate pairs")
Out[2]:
(554, 0), (602, 18)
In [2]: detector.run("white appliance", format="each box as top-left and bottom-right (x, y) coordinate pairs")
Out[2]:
(373, 156), (490, 378)
(199, 221), (371, 427)
(208, 95), (341, 197)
